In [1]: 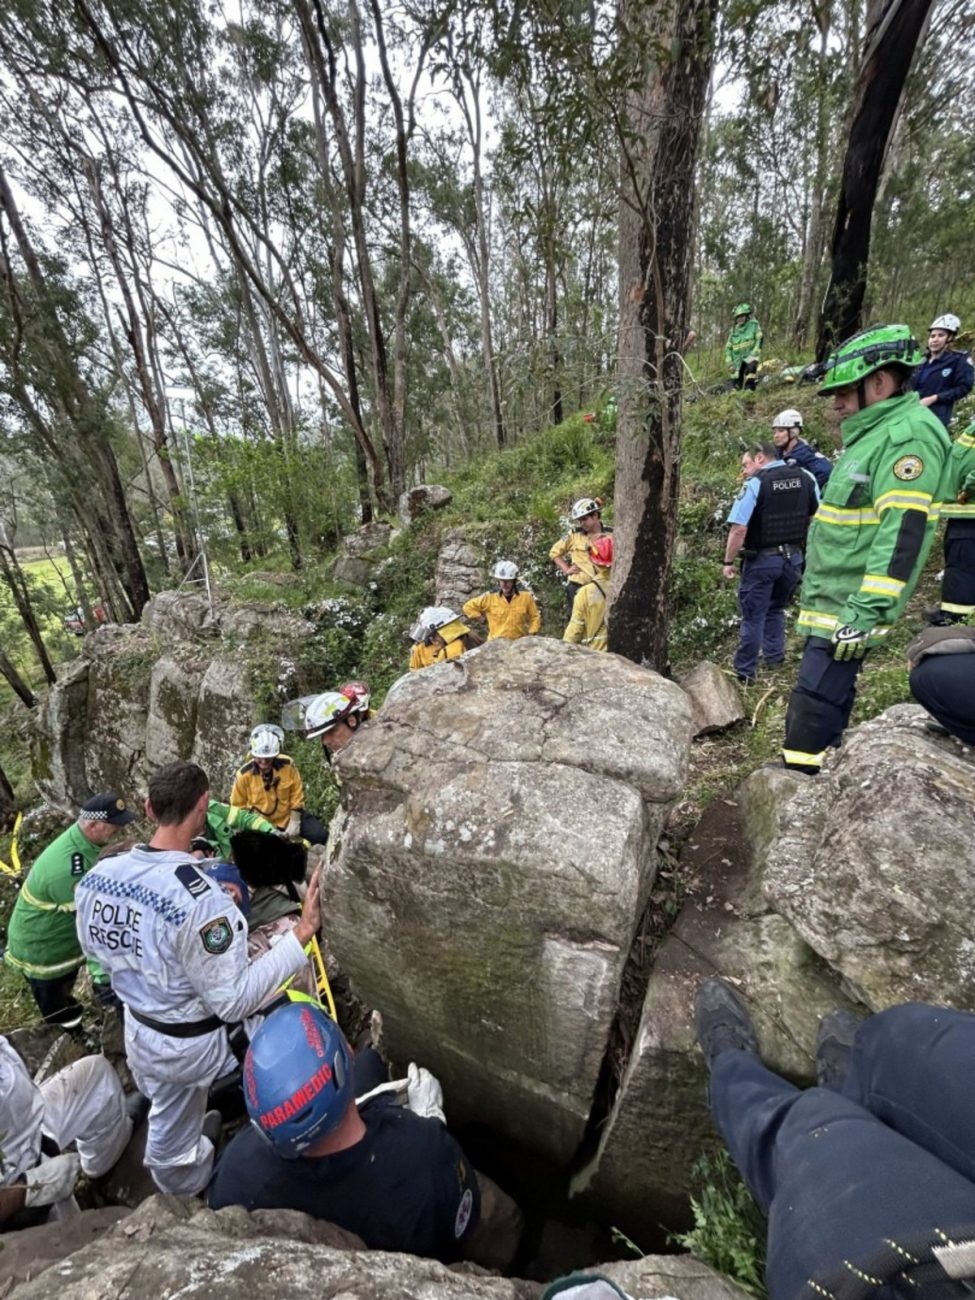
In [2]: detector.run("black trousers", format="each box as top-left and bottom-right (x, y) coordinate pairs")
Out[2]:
(736, 359), (759, 391)
(940, 520), (975, 619)
(26, 971), (84, 1028)
(910, 654), (975, 745)
(782, 636), (865, 772)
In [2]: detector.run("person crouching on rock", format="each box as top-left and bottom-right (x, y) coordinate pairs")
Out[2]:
(408, 606), (474, 670)
(208, 1002), (522, 1270)
(230, 723), (327, 845)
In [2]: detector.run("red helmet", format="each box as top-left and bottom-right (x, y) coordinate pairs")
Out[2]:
(588, 536), (614, 568)
(339, 681), (371, 714)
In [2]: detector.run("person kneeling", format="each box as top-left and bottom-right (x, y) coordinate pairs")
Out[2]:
(209, 1004), (521, 1266)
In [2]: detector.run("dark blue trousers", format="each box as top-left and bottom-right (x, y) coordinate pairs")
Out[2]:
(910, 655), (975, 745)
(782, 636), (865, 770)
(941, 521), (975, 617)
(710, 1005), (975, 1300)
(734, 552), (803, 682)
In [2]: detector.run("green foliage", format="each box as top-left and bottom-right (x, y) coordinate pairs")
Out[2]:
(673, 1149), (768, 1298)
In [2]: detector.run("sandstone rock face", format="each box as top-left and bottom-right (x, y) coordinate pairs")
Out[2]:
(581, 796), (856, 1237)
(145, 654), (207, 769)
(435, 526), (485, 607)
(678, 662), (745, 736)
(31, 592), (321, 807)
(5, 1196), (750, 1300)
(761, 704), (975, 1010)
(344, 520), (394, 558)
(399, 482), (453, 524)
(32, 659), (91, 804)
(325, 638), (694, 1163)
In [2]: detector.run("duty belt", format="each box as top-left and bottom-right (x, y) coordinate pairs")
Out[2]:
(127, 1007), (225, 1037)
(746, 544), (803, 557)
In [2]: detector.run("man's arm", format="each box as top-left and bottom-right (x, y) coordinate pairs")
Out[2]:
(177, 868), (321, 1022)
(940, 355), (974, 406)
(462, 595), (488, 621)
(525, 595), (541, 635)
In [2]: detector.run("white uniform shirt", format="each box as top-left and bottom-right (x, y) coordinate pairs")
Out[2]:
(75, 846), (306, 1025)
(0, 1038), (45, 1185)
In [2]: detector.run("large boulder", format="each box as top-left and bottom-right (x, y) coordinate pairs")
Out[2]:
(759, 704), (975, 1010)
(145, 654), (207, 768)
(579, 796), (855, 1237)
(83, 626), (152, 794)
(399, 483), (453, 524)
(435, 526), (485, 608)
(5, 1196), (750, 1300)
(678, 662), (745, 736)
(324, 638), (694, 1163)
(32, 659), (91, 804)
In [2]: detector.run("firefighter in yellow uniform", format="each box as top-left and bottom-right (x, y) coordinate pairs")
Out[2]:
(563, 536), (613, 652)
(550, 497), (610, 619)
(463, 562), (541, 640)
(408, 607), (473, 671)
(230, 724), (327, 844)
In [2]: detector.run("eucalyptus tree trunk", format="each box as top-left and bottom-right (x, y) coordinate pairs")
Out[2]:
(816, 0), (933, 357)
(608, 0), (717, 670)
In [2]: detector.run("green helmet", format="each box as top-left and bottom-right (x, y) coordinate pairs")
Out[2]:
(732, 302), (751, 318)
(818, 324), (924, 394)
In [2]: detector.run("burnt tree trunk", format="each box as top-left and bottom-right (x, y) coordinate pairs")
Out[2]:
(816, 0), (932, 359)
(608, 0), (717, 670)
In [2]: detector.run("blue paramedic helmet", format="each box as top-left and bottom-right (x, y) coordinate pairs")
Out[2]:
(199, 859), (251, 918)
(244, 1003), (354, 1158)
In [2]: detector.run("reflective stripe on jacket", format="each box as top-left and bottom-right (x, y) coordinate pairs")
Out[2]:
(5, 822), (98, 979)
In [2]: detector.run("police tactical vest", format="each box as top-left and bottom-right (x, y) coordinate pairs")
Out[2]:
(744, 463), (811, 550)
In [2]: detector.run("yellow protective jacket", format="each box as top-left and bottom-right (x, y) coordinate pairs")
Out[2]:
(408, 617), (470, 671)
(563, 578), (609, 651)
(549, 529), (610, 588)
(463, 588), (541, 640)
(230, 755), (305, 830)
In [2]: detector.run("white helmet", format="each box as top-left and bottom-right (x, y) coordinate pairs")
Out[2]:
(492, 560), (518, 581)
(302, 691), (356, 739)
(570, 497), (601, 521)
(930, 314), (961, 335)
(250, 724), (284, 758)
(409, 605), (460, 643)
(772, 408), (803, 430)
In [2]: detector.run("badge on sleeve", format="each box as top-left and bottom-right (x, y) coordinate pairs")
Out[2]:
(200, 917), (233, 955)
(893, 455), (924, 481)
(454, 1187), (473, 1239)
(70, 852), (86, 877)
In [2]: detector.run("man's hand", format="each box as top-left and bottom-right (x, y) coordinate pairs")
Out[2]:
(285, 809), (302, 839)
(721, 562), (737, 580)
(920, 394), (938, 408)
(23, 1153), (81, 1208)
(294, 866), (321, 946)
(564, 563), (581, 576)
(958, 489), (970, 505)
(831, 625), (870, 661)
(406, 1063), (446, 1123)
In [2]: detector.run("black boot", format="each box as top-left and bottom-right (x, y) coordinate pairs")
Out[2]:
(815, 1010), (862, 1090)
(694, 978), (760, 1071)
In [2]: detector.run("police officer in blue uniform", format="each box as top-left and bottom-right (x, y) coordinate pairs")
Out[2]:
(723, 442), (819, 685)
(913, 313), (974, 427)
(770, 409), (832, 489)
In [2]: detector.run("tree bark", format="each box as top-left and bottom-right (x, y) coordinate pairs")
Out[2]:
(608, 0), (717, 670)
(816, 0), (933, 358)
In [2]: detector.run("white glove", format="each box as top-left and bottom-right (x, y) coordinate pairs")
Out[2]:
(406, 1063), (445, 1123)
(286, 810), (302, 839)
(23, 1153), (81, 1208)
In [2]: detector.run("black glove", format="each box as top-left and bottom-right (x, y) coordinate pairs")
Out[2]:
(831, 625), (870, 661)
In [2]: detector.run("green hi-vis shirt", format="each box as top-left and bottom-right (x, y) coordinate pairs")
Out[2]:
(797, 393), (951, 646)
(940, 422), (975, 520)
(5, 823), (99, 979)
(205, 800), (277, 860)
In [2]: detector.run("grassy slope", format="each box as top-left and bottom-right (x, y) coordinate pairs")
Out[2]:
(0, 380), (964, 1031)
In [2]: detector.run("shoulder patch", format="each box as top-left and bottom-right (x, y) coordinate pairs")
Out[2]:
(893, 454), (925, 481)
(70, 851), (87, 878)
(200, 916), (233, 955)
(454, 1186), (474, 1239)
(175, 863), (213, 899)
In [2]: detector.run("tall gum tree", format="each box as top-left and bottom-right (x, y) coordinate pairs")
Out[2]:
(608, 0), (717, 670)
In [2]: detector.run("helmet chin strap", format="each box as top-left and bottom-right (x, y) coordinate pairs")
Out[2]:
(856, 379), (868, 411)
